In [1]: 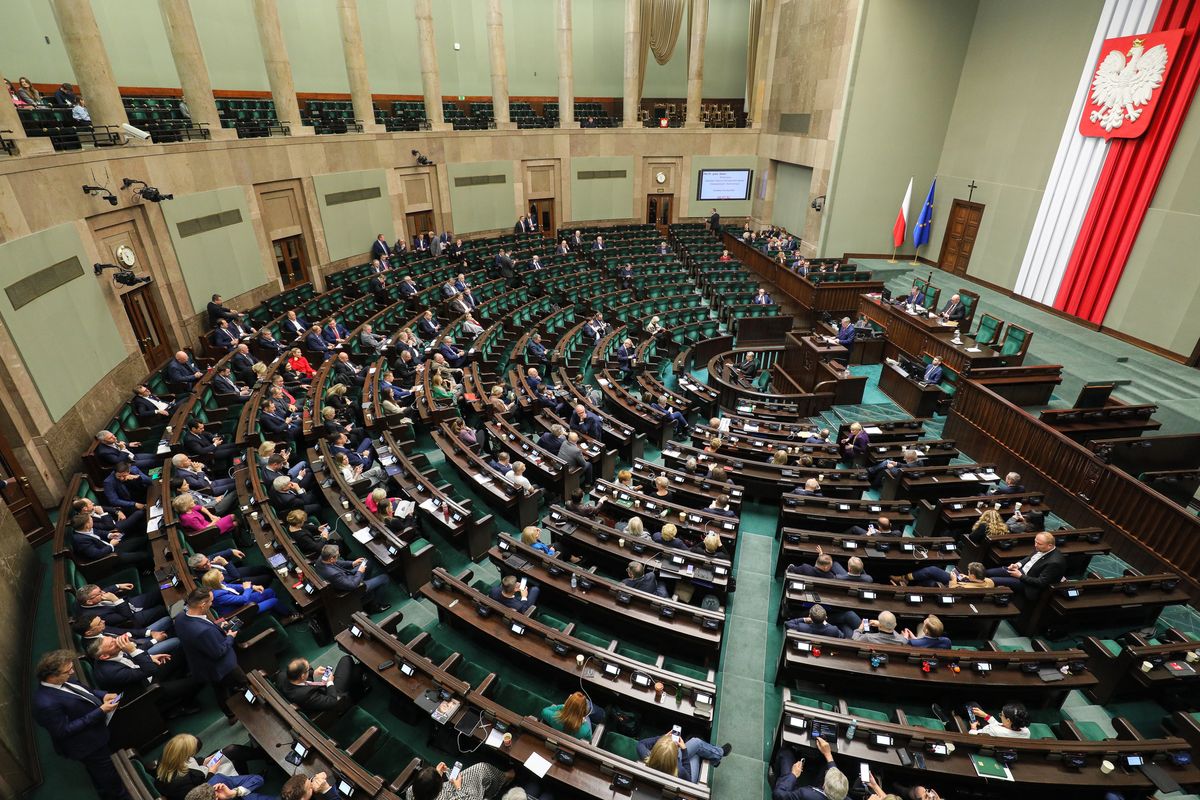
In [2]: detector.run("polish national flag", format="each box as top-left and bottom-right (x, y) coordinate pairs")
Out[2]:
(893, 178), (913, 249)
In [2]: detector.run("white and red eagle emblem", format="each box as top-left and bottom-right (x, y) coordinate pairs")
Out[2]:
(1079, 29), (1184, 139)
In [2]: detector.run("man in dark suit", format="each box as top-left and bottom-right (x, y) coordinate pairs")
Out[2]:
(490, 574), (538, 611)
(94, 429), (158, 471)
(131, 384), (176, 422)
(174, 588), (245, 718)
(71, 496), (144, 539)
(921, 356), (944, 384)
(230, 344), (259, 384)
(570, 230), (584, 249)
(255, 329), (285, 360)
(569, 404), (602, 440)
(211, 319), (238, 352)
(772, 735), (843, 800)
(650, 396), (688, 437)
(278, 656), (364, 715)
(174, 452), (236, 494)
(183, 419), (238, 464)
(834, 316), (856, 354)
(398, 274), (419, 298)
(166, 350), (204, 391)
(303, 326), (331, 360)
(102, 462), (150, 514)
(207, 294), (237, 327)
(556, 239), (570, 255)
(313, 545), (391, 612)
(622, 562), (668, 597)
(789, 478), (823, 497)
(331, 352), (364, 387)
(985, 532), (1066, 600)
(615, 338), (635, 381)
(370, 234), (391, 261)
(187, 549), (275, 586)
(76, 582), (170, 632)
(212, 365), (249, 398)
(281, 311), (309, 340)
(708, 208), (721, 238)
(368, 273), (388, 308)
(617, 263), (633, 288)
(33, 650), (128, 800)
(269, 475), (321, 516)
(537, 425), (565, 454)
(557, 431), (593, 487)
(783, 604), (844, 638)
(259, 399), (300, 441)
(866, 449), (925, 489)
(87, 633), (201, 715)
(939, 293), (966, 322)
(71, 512), (151, 569)
(437, 336), (467, 368)
(990, 471), (1025, 494)
(526, 334), (549, 370)
(413, 232), (429, 252)
(592, 235), (605, 251)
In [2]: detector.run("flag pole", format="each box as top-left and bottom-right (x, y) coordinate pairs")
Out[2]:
(888, 246), (897, 264)
(910, 244), (921, 266)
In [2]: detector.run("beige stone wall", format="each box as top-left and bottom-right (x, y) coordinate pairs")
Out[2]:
(751, 0), (862, 253)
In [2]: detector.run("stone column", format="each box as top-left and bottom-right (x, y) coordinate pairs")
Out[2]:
(336, 0), (382, 132)
(485, 0), (513, 129)
(0, 74), (53, 155)
(414, 0), (448, 130)
(684, 0), (709, 128)
(158, 0), (234, 139)
(251, 0), (312, 135)
(622, 0), (641, 127)
(48, 0), (129, 130)
(556, 0), (578, 128)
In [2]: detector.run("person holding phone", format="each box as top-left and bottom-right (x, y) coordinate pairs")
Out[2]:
(402, 761), (512, 800)
(771, 735), (849, 799)
(155, 733), (270, 800)
(637, 729), (731, 783)
(964, 701), (1031, 738)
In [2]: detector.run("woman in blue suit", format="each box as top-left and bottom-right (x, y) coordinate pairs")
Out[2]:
(199, 569), (291, 620)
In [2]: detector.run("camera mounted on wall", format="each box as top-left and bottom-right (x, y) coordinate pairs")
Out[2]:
(94, 263), (151, 287)
(82, 185), (118, 206)
(121, 178), (173, 203)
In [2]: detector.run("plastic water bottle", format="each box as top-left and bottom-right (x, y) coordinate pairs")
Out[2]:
(570, 573), (578, 590)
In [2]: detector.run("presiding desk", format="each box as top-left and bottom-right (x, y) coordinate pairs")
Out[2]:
(858, 295), (1010, 374)
(878, 360), (946, 418)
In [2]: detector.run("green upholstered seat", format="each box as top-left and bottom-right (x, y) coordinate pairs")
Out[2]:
(846, 706), (891, 723)
(907, 715), (945, 732)
(1027, 722), (1057, 740)
(1074, 720), (1108, 741)
(975, 313), (1003, 346)
(662, 657), (709, 682)
(615, 642), (658, 665)
(601, 731), (641, 761)
(494, 682), (552, 717)
(1099, 639), (1123, 656)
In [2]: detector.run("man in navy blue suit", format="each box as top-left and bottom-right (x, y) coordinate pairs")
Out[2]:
(437, 336), (467, 368)
(211, 318), (238, 352)
(94, 429), (158, 472)
(173, 452), (236, 495)
(33, 649), (128, 799)
(615, 338), (635, 381)
(103, 462), (150, 514)
(259, 399), (300, 441)
(772, 734), (845, 800)
(569, 403), (602, 440)
(71, 512), (151, 569)
(166, 350), (203, 391)
(76, 582), (170, 633)
(314, 544), (391, 613)
(834, 316), (856, 354)
(526, 334), (549, 370)
(174, 587), (246, 718)
(131, 384), (177, 422)
(921, 356), (944, 384)
(370, 234), (391, 261)
(650, 395), (688, 437)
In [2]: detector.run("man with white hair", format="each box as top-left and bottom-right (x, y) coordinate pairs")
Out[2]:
(852, 610), (908, 645)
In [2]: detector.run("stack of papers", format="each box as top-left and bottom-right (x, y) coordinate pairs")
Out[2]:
(524, 752), (553, 778)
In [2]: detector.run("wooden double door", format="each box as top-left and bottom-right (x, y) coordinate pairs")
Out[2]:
(938, 199), (984, 276)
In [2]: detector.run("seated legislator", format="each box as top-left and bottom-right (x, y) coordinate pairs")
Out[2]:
(94, 429), (158, 472)
(852, 611), (908, 645)
(652, 523), (687, 550)
(489, 574), (538, 613)
(989, 471), (1025, 495)
(132, 383), (178, 422)
(784, 603), (844, 639)
(199, 569), (295, 622)
(772, 736), (847, 800)
(313, 545), (392, 613)
(87, 634), (202, 715)
(984, 532), (1065, 600)
(939, 293), (966, 322)
(173, 492), (239, 539)
(866, 449), (925, 489)
(902, 614), (951, 649)
(920, 356), (943, 384)
(285, 509), (348, 559)
(167, 350), (204, 392)
(839, 422), (869, 464)
(71, 511), (151, 569)
(964, 701), (1032, 739)
(637, 732), (730, 784)
(520, 525), (557, 557)
(623, 561), (669, 598)
(540, 691), (606, 741)
(278, 656), (365, 715)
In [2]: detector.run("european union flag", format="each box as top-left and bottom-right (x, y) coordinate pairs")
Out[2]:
(912, 178), (936, 249)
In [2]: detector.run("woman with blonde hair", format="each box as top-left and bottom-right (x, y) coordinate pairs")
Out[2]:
(540, 690), (605, 740)
(967, 507), (1009, 544)
(621, 515), (647, 538)
(173, 492), (238, 537)
(201, 567), (292, 620)
(637, 730), (729, 782)
(154, 733), (267, 800)
(771, 449), (789, 465)
(521, 525), (557, 556)
(654, 522), (685, 550)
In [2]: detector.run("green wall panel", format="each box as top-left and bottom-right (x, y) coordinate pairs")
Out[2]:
(360, 0), (423, 95)
(447, 160), (517, 233)
(279, 0), (347, 94)
(0, 224), (127, 422)
(704, 0), (750, 99)
(686, 155), (758, 218)
(0, 1), (71, 84)
(435, 0), (493, 99)
(932, 0), (1100, 288)
(573, 0), (625, 97)
(193, 0), (268, 91)
(773, 162), (812, 237)
(161, 187), (269, 312)
(503, 0), (558, 97)
(313, 170), (394, 261)
(822, 0), (977, 258)
(570, 156), (635, 222)
(93, 0), (179, 88)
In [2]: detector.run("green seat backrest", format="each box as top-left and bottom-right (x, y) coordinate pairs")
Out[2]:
(1000, 325), (1029, 356)
(495, 682), (552, 717)
(976, 314), (1002, 346)
(1027, 722), (1057, 740)
(906, 715), (945, 732)
(960, 293), (976, 319)
(615, 642), (658, 666)
(601, 731), (641, 761)
(846, 706), (891, 723)
(1074, 720), (1108, 741)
